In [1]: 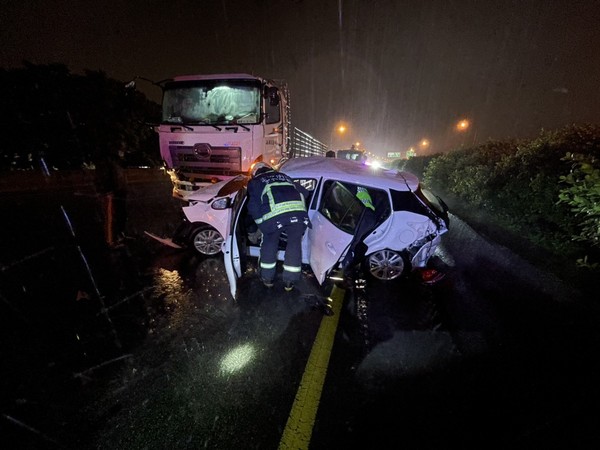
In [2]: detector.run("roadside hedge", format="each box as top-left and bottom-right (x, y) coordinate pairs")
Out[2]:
(415, 124), (600, 271)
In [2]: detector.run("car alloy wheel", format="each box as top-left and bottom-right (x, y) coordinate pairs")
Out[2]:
(191, 226), (224, 256)
(365, 249), (408, 281)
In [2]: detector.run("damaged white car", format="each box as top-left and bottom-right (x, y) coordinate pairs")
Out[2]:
(167, 156), (449, 298)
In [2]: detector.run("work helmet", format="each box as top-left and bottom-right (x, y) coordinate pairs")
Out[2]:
(251, 161), (272, 177)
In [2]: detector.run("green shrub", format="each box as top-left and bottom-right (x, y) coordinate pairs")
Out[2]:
(559, 151), (600, 266)
(395, 154), (439, 180)
(424, 124), (600, 268)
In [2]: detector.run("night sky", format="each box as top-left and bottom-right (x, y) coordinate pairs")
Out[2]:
(1, 0), (599, 156)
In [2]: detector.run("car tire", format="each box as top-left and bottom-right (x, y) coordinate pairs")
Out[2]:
(363, 249), (410, 281)
(190, 225), (224, 256)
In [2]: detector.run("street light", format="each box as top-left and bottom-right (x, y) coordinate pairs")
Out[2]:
(419, 139), (430, 149)
(329, 123), (348, 149)
(456, 119), (470, 132)
(455, 119), (473, 148)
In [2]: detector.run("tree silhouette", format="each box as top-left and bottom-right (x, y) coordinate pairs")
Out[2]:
(0, 62), (160, 171)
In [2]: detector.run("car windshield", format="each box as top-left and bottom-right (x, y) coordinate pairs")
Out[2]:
(415, 186), (449, 226)
(162, 79), (262, 125)
(390, 187), (448, 228)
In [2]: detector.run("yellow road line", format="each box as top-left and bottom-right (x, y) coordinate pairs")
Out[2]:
(278, 285), (346, 450)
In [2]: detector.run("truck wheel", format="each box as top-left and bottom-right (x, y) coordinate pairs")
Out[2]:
(191, 226), (224, 256)
(363, 249), (409, 281)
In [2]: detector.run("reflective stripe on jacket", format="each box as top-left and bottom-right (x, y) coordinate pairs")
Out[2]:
(247, 170), (309, 228)
(255, 181), (306, 224)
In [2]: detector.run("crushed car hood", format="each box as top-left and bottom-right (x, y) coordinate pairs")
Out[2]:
(184, 175), (248, 202)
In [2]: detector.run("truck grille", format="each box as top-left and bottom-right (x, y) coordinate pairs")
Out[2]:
(170, 144), (242, 177)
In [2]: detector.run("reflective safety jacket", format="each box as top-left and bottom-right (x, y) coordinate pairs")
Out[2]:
(356, 186), (375, 211)
(247, 169), (311, 233)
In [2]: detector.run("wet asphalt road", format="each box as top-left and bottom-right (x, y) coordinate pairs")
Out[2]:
(2, 170), (600, 449)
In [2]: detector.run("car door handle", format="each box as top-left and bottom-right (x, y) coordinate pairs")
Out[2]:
(326, 241), (336, 255)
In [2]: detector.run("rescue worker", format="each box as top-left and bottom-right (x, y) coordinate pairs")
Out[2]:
(339, 185), (378, 286)
(247, 162), (311, 292)
(94, 143), (128, 249)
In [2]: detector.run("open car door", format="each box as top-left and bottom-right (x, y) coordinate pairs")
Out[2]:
(307, 181), (362, 284)
(223, 186), (248, 300)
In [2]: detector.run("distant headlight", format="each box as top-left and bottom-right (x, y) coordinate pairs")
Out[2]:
(211, 197), (230, 210)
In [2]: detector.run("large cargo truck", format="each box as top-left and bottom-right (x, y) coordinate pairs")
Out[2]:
(156, 73), (325, 198)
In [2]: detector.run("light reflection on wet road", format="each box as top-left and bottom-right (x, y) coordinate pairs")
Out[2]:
(2, 174), (600, 449)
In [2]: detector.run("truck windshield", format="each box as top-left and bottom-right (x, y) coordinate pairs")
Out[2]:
(162, 79), (262, 126)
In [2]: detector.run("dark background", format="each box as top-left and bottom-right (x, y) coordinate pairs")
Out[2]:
(2, 0), (599, 154)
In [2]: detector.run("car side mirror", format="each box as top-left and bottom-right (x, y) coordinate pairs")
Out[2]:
(211, 197), (232, 210)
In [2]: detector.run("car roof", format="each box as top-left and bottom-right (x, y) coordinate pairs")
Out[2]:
(279, 156), (419, 192)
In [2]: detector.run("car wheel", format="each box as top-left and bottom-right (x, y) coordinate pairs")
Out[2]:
(364, 249), (409, 281)
(190, 226), (224, 256)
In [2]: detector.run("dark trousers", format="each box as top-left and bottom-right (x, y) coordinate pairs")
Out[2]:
(260, 222), (307, 283)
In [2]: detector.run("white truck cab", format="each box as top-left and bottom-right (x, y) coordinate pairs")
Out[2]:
(157, 74), (289, 198)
